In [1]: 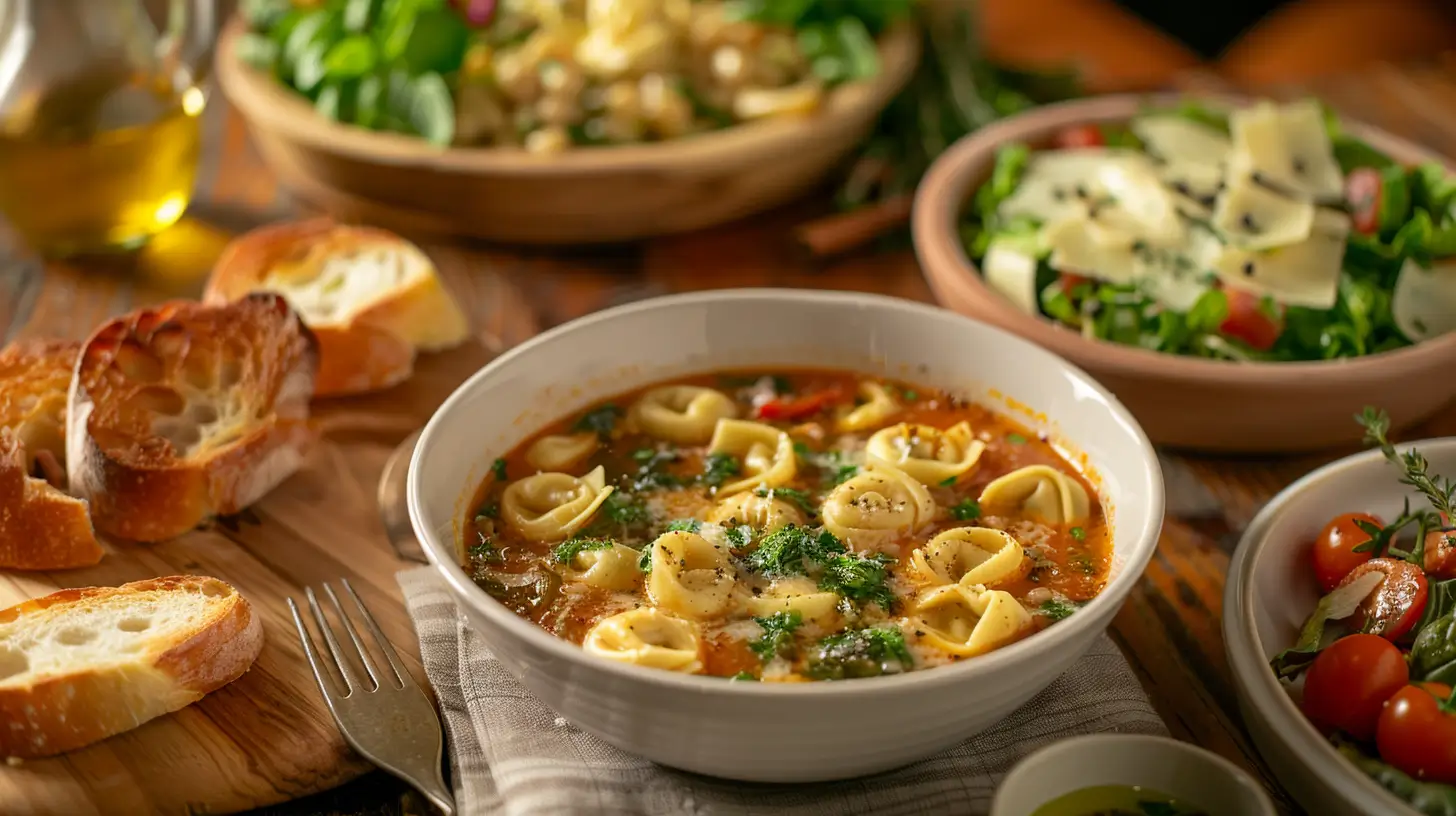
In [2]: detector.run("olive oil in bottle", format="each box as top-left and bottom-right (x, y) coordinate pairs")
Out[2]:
(0, 66), (205, 257)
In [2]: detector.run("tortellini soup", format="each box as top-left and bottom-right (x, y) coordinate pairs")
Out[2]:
(462, 370), (1110, 682)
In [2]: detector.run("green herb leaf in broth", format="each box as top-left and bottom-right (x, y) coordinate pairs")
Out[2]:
(573, 404), (624, 439)
(700, 452), (742, 488)
(818, 552), (897, 611)
(1039, 598), (1080, 621)
(551, 537), (616, 564)
(805, 626), (914, 680)
(744, 525), (845, 577)
(756, 487), (817, 515)
(950, 499), (981, 520)
(750, 610), (804, 661)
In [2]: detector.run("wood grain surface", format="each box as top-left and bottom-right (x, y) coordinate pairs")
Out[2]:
(2, 54), (1456, 816)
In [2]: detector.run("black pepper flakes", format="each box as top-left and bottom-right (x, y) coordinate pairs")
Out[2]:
(1240, 213), (1259, 232)
(1242, 261), (1256, 277)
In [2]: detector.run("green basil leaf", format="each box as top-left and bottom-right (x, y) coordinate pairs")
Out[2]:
(323, 34), (378, 80)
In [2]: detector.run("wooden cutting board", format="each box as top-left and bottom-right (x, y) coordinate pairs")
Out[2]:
(0, 326), (497, 815)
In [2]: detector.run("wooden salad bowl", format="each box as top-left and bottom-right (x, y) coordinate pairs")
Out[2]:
(912, 93), (1456, 453)
(215, 17), (920, 245)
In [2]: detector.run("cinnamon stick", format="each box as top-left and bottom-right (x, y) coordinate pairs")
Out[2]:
(795, 194), (914, 258)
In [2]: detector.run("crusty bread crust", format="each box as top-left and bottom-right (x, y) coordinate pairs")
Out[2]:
(0, 430), (102, 569)
(67, 293), (319, 542)
(0, 576), (264, 759)
(0, 339), (79, 472)
(204, 218), (469, 396)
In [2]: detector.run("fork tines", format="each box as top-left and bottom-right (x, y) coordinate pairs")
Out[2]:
(289, 579), (455, 816)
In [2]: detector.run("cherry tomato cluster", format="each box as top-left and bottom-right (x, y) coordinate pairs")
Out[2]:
(1301, 512), (1456, 784)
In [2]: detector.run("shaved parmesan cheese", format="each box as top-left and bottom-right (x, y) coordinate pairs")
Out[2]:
(1132, 115), (1230, 202)
(1132, 224), (1222, 311)
(1044, 215), (1138, 285)
(1228, 100), (1343, 200)
(1392, 257), (1456, 341)
(1095, 159), (1186, 247)
(1212, 208), (1350, 309)
(1213, 172), (1315, 250)
(997, 148), (1137, 224)
(982, 238), (1041, 315)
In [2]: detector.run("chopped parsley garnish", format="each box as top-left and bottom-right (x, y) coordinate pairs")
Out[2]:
(1006, 432), (1028, 445)
(1068, 553), (1096, 575)
(722, 524), (751, 548)
(1039, 598), (1081, 621)
(898, 387), (918, 401)
(828, 463), (859, 486)
(637, 544), (653, 573)
(755, 486), (816, 515)
(1069, 526), (1086, 541)
(818, 552), (897, 611)
(573, 404), (623, 438)
(771, 375), (793, 395)
(700, 452), (742, 487)
(491, 457), (508, 481)
(630, 447), (682, 491)
(938, 475), (958, 487)
(749, 610), (803, 661)
(665, 518), (702, 533)
(805, 626), (914, 680)
(728, 670), (758, 681)
(601, 492), (650, 526)
(950, 499), (981, 520)
(468, 538), (504, 566)
(475, 502), (499, 520)
(794, 443), (860, 487)
(551, 537), (615, 564)
(743, 525), (845, 576)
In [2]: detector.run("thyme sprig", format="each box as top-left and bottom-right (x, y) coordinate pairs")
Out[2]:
(1355, 407), (1456, 565)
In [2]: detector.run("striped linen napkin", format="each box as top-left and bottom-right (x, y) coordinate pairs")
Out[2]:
(397, 567), (1166, 816)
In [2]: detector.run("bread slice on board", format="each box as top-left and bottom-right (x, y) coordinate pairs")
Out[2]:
(0, 339), (102, 570)
(67, 293), (320, 542)
(204, 218), (471, 397)
(0, 575), (263, 759)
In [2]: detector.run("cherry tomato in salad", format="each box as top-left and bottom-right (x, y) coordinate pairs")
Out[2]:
(755, 388), (845, 422)
(1053, 124), (1105, 149)
(1059, 273), (1092, 295)
(1339, 558), (1429, 641)
(1377, 682), (1456, 784)
(1423, 513), (1456, 579)
(1345, 167), (1383, 235)
(1302, 633), (1409, 741)
(1313, 512), (1382, 592)
(1219, 288), (1283, 351)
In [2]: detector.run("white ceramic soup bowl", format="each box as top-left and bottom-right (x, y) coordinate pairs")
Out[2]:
(408, 289), (1165, 783)
(1224, 438), (1456, 816)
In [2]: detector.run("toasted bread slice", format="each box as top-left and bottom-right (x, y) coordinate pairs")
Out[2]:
(0, 340), (103, 570)
(0, 339), (78, 473)
(204, 218), (471, 397)
(67, 293), (320, 542)
(0, 575), (263, 759)
(0, 430), (102, 569)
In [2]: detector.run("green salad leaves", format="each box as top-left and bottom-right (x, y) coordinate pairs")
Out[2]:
(961, 99), (1456, 362)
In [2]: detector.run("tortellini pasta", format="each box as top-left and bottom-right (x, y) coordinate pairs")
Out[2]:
(865, 421), (986, 487)
(909, 527), (1030, 588)
(836, 382), (901, 432)
(706, 490), (804, 532)
(525, 432), (599, 472)
(647, 531), (737, 618)
(821, 459), (936, 549)
(707, 419), (796, 495)
(629, 385), (737, 445)
(910, 584), (1033, 658)
(583, 608), (703, 673)
(745, 577), (840, 629)
(501, 465), (615, 543)
(563, 543), (641, 591)
(978, 465), (1092, 525)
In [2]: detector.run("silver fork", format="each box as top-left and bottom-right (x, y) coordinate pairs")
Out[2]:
(289, 579), (455, 815)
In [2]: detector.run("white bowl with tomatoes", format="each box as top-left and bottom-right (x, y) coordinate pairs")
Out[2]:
(1225, 413), (1456, 816)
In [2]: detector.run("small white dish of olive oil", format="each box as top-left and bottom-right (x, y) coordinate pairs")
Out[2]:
(991, 734), (1276, 816)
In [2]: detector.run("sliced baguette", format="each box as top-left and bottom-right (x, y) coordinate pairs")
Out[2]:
(67, 293), (320, 542)
(0, 339), (102, 570)
(0, 338), (78, 473)
(0, 430), (102, 569)
(0, 575), (263, 759)
(204, 218), (471, 397)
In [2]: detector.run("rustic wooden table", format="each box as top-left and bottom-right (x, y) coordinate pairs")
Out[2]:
(5, 58), (1456, 815)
